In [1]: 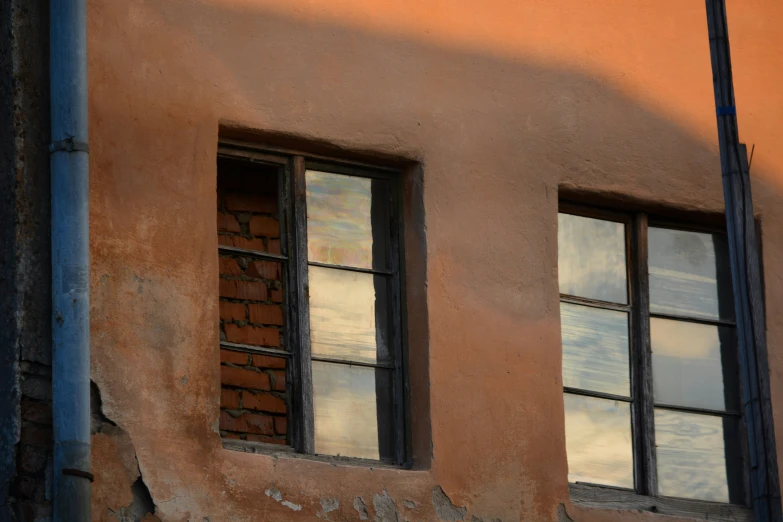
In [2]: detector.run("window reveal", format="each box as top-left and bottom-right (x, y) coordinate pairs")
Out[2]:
(216, 146), (406, 464)
(558, 208), (744, 505)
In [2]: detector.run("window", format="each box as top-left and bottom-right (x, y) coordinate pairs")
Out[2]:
(558, 205), (749, 513)
(216, 142), (407, 465)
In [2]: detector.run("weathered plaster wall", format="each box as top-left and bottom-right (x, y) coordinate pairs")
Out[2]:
(86, 0), (783, 520)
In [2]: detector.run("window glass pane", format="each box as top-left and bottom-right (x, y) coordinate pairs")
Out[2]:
(649, 227), (734, 321)
(309, 265), (390, 365)
(656, 409), (744, 503)
(219, 350), (289, 446)
(651, 318), (739, 412)
(313, 362), (394, 461)
(219, 255), (286, 351)
(561, 303), (630, 397)
(558, 213), (627, 304)
(564, 394), (634, 489)
(306, 170), (389, 270)
(217, 157), (283, 255)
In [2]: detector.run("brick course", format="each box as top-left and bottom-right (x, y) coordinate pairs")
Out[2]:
(224, 324), (280, 347)
(219, 301), (246, 322)
(221, 388), (241, 409)
(249, 216), (280, 238)
(217, 169), (288, 445)
(252, 354), (286, 369)
(220, 366), (271, 391)
(248, 303), (284, 325)
(243, 391), (286, 414)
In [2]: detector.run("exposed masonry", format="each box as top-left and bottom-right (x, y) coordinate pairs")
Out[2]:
(90, 381), (116, 434)
(432, 486), (467, 521)
(264, 487), (302, 511)
(317, 497), (339, 519)
(106, 478), (156, 522)
(92, 382), (160, 522)
(373, 490), (399, 522)
(11, 361), (53, 521)
(217, 164), (288, 446)
(354, 497), (370, 520)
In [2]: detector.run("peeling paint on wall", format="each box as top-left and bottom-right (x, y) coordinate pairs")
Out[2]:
(354, 496), (370, 520)
(317, 497), (339, 519)
(264, 487), (302, 511)
(107, 478), (159, 522)
(92, 381), (161, 522)
(557, 503), (573, 522)
(432, 486), (466, 521)
(373, 490), (398, 522)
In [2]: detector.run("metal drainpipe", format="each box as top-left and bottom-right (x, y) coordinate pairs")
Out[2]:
(50, 0), (91, 519)
(706, 0), (782, 519)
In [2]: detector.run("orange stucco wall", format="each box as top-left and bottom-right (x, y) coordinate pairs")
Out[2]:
(87, 0), (783, 520)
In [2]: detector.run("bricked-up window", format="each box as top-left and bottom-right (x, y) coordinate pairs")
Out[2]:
(558, 205), (748, 510)
(217, 144), (406, 465)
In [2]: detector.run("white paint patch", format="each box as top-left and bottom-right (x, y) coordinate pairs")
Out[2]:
(265, 487), (302, 511)
(282, 500), (302, 511)
(265, 488), (283, 502)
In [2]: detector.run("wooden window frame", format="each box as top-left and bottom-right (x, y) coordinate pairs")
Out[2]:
(559, 202), (754, 522)
(217, 139), (410, 467)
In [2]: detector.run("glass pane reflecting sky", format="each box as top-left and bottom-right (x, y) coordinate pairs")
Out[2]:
(561, 303), (630, 397)
(309, 265), (390, 365)
(313, 362), (393, 460)
(652, 318), (738, 411)
(306, 170), (388, 270)
(656, 409), (741, 503)
(649, 228), (733, 321)
(558, 213), (627, 304)
(564, 394), (634, 489)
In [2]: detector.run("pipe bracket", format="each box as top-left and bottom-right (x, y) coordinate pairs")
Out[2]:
(61, 468), (94, 482)
(49, 138), (90, 154)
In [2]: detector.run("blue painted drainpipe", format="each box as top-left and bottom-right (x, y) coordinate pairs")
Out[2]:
(50, 0), (91, 519)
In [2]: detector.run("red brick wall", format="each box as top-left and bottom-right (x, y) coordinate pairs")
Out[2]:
(217, 159), (287, 445)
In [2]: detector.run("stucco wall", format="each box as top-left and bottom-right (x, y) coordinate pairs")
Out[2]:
(87, 0), (783, 520)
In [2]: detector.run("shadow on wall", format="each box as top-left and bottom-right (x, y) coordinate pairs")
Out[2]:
(87, 1), (782, 521)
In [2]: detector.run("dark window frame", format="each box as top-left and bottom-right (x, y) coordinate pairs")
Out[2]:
(559, 202), (754, 522)
(217, 139), (410, 467)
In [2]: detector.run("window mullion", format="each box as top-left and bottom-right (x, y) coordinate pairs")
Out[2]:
(631, 213), (657, 496)
(291, 155), (315, 454)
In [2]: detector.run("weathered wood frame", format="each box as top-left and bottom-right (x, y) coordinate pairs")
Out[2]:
(217, 140), (409, 466)
(560, 203), (754, 521)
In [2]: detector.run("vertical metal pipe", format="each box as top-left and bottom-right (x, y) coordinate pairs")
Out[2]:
(50, 0), (91, 519)
(705, 0), (781, 519)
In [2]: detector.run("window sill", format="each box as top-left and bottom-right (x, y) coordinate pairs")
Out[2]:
(221, 438), (407, 470)
(569, 483), (752, 522)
